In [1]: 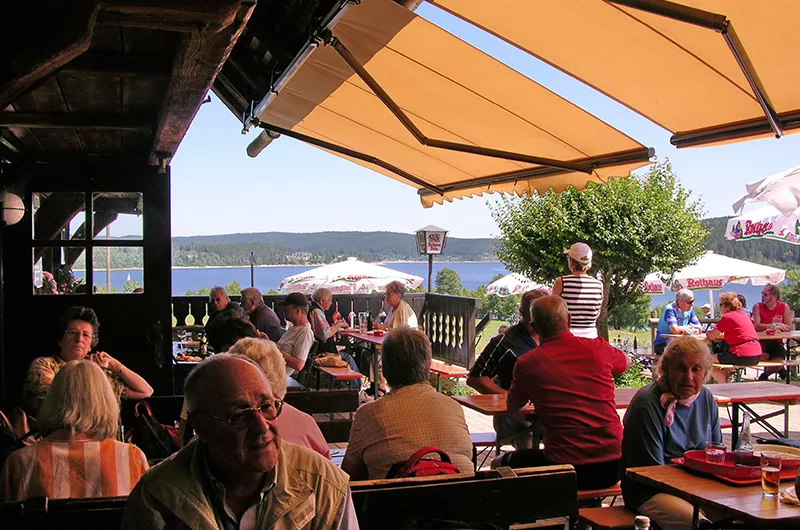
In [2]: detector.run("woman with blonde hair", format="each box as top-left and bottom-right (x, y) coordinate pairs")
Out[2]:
(1, 360), (148, 501)
(223, 338), (331, 458)
(706, 291), (761, 383)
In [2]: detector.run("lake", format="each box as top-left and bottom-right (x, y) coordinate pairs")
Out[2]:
(87, 261), (772, 310)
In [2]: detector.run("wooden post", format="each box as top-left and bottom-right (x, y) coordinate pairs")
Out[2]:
(427, 254), (432, 293)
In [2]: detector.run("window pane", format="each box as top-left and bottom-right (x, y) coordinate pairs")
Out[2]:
(93, 247), (144, 294)
(33, 247), (88, 295)
(91, 192), (143, 240)
(33, 192), (85, 241)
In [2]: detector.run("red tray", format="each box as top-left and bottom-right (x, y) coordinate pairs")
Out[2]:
(672, 450), (797, 486)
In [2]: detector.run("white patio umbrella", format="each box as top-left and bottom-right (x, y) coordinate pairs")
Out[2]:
(644, 252), (786, 317)
(725, 205), (800, 245)
(486, 273), (548, 297)
(278, 257), (423, 295)
(732, 163), (800, 217)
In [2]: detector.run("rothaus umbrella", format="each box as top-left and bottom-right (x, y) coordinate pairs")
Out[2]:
(486, 273), (548, 297)
(278, 257), (423, 295)
(726, 205), (800, 246)
(643, 252), (785, 317)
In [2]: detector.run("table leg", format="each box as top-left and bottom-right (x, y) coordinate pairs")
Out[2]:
(371, 345), (380, 398)
(691, 505), (700, 530)
(437, 374), (442, 393)
(730, 405), (740, 449)
(785, 402), (790, 437)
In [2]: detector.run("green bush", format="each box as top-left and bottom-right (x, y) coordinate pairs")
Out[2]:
(613, 360), (650, 389)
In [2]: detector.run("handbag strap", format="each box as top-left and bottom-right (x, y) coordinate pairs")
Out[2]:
(134, 400), (154, 418)
(403, 446), (453, 469)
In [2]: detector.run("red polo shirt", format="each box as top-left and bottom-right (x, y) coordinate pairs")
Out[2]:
(507, 331), (627, 465)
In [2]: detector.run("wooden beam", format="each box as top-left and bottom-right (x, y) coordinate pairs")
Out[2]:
(0, 112), (152, 130)
(60, 52), (171, 79)
(0, 3), (99, 110)
(97, 0), (243, 33)
(149, 0), (256, 164)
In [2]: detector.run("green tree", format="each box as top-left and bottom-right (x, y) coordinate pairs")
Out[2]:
(435, 268), (466, 296)
(783, 269), (800, 313)
(490, 160), (707, 339)
(184, 289), (196, 295)
(197, 286), (211, 296)
(122, 279), (141, 293)
(608, 291), (651, 331)
(225, 281), (242, 295)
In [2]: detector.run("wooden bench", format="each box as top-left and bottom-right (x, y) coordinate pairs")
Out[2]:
(350, 465), (578, 529)
(1, 495), (128, 530)
(577, 482), (622, 504)
(577, 506), (638, 530)
(470, 431), (497, 470)
(315, 365), (363, 390)
(283, 389), (359, 443)
(429, 360), (469, 392)
(713, 360), (800, 383)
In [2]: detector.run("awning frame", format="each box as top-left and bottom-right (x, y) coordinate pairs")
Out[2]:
(605, 0), (783, 144)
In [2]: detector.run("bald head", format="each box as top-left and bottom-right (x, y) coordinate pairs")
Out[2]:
(531, 295), (570, 338)
(184, 353), (268, 413)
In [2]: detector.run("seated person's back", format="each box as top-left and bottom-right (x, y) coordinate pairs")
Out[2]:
(2, 360), (148, 501)
(500, 295), (629, 489)
(341, 327), (473, 479)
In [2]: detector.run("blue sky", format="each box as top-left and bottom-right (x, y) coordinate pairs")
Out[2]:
(168, 3), (800, 239)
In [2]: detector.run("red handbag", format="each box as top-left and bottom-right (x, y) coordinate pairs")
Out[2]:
(386, 446), (461, 478)
(127, 401), (180, 459)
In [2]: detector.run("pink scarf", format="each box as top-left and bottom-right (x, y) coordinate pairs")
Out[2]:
(657, 376), (699, 427)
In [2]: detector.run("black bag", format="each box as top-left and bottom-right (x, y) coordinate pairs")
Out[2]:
(127, 401), (179, 460)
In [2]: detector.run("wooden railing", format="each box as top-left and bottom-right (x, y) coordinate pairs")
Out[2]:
(171, 292), (479, 367)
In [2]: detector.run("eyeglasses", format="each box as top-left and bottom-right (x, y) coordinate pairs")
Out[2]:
(202, 400), (284, 430)
(65, 330), (93, 340)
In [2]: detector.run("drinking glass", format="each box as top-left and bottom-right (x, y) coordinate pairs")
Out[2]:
(705, 442), (726, 464)
(358, 312), (368, 333)
(760, 452), (781, 496)
(772, 315), (783, 331)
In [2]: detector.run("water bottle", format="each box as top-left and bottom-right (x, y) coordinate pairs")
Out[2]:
(737, 411), (753, 453)
(348, 310), (356, 329)
(634, 515), (650, 529)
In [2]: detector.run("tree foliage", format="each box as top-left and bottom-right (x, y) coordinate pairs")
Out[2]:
(607, 291), (651, 331)
(435, 268), (467, 296)
(489, 160), (708, 338)
(783, 269), (800, 313)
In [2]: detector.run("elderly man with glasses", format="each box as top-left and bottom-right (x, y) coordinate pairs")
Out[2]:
(122, 354), (358, 529)
(652, 289), (703, 356)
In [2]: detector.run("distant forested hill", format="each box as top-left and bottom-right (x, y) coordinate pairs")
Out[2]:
(171, 232), (497, 267)
(703, 217), (800, 268)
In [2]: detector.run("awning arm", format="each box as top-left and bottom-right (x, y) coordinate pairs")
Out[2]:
(608, 0), (783, 139)
(252, 119), (445, 196)
(671, 110), (800, 148)
(326, 35), (594, 175)
(417, 146), (655, 198)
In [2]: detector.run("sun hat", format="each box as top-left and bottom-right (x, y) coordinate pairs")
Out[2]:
(564, 242), (592, 265)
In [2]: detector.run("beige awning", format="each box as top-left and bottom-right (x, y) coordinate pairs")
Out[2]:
(430, 0), (800, 148)
(255, 0), (653, 207)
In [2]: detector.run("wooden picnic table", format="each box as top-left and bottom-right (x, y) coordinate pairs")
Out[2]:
(709, 381), (800, 447)
(662, 331), (800, 341)
(627, 464), (800, 529)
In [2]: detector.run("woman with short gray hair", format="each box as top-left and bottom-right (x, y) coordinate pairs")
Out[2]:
(621, 337), (721, 530)
(375, 281), (418, 330)
(341, 326), (473, 480)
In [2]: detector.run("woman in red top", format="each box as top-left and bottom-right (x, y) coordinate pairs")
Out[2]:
(753, 283), (793, 380)
(707, 292), (761, 383)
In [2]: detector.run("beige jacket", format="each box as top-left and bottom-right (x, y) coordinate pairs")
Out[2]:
(121, 439), (350, 529)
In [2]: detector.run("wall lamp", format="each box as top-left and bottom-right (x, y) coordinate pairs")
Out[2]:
(2, 191), (25, 226)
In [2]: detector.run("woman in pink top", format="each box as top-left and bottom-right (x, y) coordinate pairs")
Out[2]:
(707, 292), (761, 383)
(227, 338), (330, 459)
(1, 361), (148, 501)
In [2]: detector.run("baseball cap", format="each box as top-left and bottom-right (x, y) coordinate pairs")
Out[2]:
(564, 242), (592, 265)
(283, 292), (308, 308)
(700, 303), (712, 310)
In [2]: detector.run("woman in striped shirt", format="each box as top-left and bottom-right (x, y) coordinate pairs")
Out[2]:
(1, 360), (148, 501)
(551, 242), (603, 339)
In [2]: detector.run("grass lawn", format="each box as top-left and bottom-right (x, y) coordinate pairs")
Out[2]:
(475, 319), (653, 353)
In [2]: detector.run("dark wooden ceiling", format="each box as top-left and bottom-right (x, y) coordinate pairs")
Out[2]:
(0, 0), (256, 187)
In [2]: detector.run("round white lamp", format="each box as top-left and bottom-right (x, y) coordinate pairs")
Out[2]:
(2, 192), (25, 225)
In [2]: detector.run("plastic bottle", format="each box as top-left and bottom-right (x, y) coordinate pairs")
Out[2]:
(737, 411), (753, 453)
(634, 515), (650, 529)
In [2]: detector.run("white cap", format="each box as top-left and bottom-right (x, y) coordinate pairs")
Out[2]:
(564, 242), (592, 265)
(701, 303), (712, 310)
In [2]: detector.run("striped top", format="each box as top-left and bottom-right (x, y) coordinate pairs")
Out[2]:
(559, 274), (603, 329)
(1, 436), (149, 502)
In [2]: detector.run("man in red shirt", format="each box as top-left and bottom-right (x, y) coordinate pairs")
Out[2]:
(499, 295), (630, 490)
